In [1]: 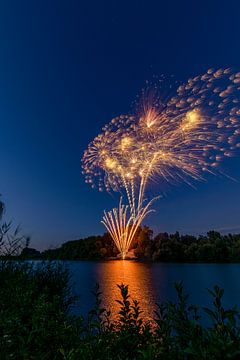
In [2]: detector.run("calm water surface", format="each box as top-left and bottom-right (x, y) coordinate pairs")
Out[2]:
(65, 261), (240, 321)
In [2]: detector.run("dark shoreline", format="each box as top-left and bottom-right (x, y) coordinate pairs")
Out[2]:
(17, 229), (240, 264)
(4, 256), (240, 264)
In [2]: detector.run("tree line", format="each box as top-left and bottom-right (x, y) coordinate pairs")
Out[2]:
(1, 194), (240, 263)
(21, 227), (240, 262)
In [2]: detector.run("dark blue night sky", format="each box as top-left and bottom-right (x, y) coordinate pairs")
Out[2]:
(0, 0), (240, 250)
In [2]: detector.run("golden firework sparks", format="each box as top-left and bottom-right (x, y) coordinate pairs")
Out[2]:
(82, 68), (240, 259)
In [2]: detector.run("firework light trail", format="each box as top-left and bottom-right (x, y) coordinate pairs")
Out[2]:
(82, 68), (240, 259)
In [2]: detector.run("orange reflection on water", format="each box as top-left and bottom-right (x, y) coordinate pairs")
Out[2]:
(95, 260), (157, 321)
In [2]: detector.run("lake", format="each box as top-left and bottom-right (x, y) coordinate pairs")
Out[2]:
(65, 260), (240, 321)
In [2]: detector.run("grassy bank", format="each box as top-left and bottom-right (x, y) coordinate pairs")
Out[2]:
(1, 261), (240, 359)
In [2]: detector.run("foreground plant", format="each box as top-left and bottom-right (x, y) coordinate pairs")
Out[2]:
(1, 262), (240, 359)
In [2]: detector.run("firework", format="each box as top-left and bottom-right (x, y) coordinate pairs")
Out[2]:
(82, 68), (240, 259)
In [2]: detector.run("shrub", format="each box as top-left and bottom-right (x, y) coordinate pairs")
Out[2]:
(1, 262), (240, 359)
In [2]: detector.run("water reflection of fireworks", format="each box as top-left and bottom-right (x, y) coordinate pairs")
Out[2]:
(96, 261), (157, 322)
(82, 68), (240, 258)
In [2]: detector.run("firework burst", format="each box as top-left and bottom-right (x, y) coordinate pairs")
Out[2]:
(82, 68), (240, 259)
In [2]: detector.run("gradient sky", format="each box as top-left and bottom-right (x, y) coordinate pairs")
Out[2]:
(0, 0), (240, 250)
